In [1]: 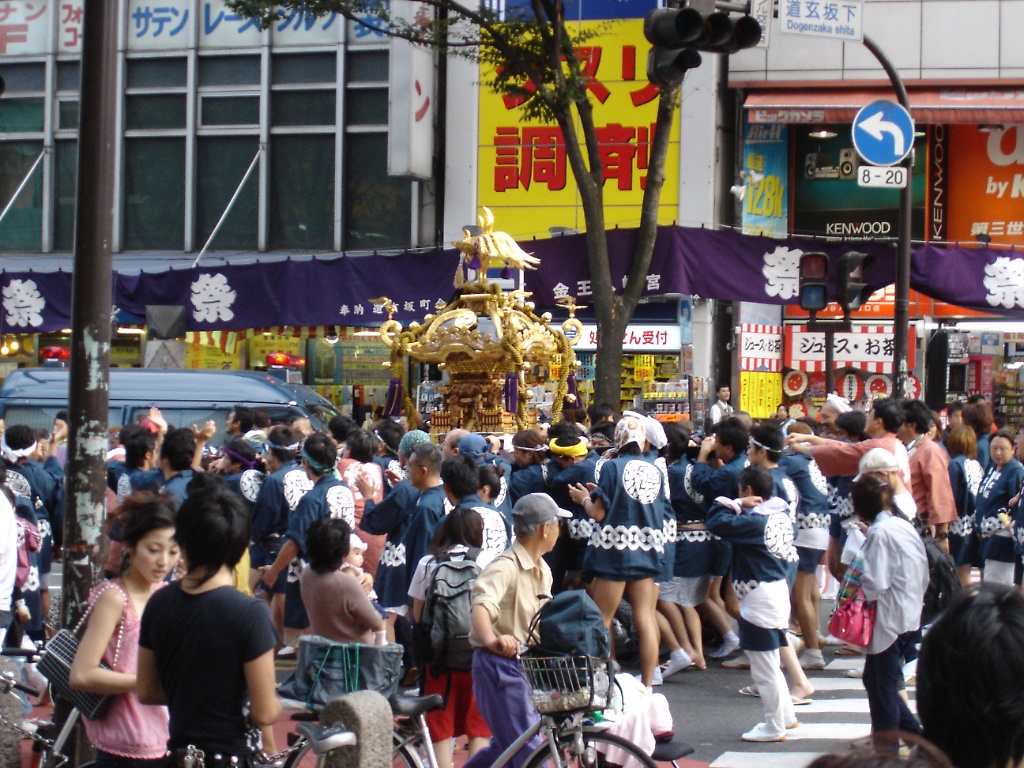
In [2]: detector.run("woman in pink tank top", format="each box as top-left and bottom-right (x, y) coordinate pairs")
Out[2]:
(69, 493), (179, 767)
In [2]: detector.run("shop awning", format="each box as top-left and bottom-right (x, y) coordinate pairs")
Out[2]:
(743, 87), (1024, 125)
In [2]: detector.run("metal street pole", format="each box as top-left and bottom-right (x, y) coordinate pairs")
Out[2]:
(58, 0), (119, 760)
(862, 34), (912, 399)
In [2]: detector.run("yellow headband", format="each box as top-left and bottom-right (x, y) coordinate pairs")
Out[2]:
(549, 438), (587, 457)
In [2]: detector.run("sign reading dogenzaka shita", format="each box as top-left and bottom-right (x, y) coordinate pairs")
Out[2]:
(779, 0), (863, 43)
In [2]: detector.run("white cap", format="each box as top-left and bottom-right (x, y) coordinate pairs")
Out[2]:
(349, 534), (368, 552)
(855, 447), (900, 480)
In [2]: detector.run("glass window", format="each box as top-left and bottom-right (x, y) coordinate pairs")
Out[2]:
(126, 94), (187, 130)
(56, 61), (80, 92)
(124, 137), (185, 250)
(343, 133), (410, 250)
(201, 96), (259, 127)
(271, 91), (335, 126)
(199, 56), (261, 87)
(54, 140), (78, 252)
(345, 89), (387, 126)
(272, 53), (336, 84)
(346, 51), (388, 82)
(195, 136), (259, 251)
(58, 101), (79, 130)
(126, 57), (187, 89)
(0, 63), (46, 93)
(0, 100), (45, 132)
(0, 141), (43, 251)
(269, 134), (334, 250)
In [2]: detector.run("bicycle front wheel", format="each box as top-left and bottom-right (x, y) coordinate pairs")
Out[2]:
(393, 734), (426, 768)
(522, 727), (658, 768)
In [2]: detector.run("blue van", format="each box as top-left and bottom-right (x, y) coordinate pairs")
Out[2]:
(0, 368), (339, 445)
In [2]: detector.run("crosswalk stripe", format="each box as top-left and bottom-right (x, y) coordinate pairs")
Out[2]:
(824, 658), (864, 671)
(785, 723), (871, 740)
(711, 752), (823, 768)
(796, 698), (872, 714)
(802, 678), (867, 691)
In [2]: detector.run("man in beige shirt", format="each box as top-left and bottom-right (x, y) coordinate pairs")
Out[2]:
(466, 493), (569, 768)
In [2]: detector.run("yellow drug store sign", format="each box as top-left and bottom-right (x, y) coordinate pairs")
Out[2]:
(478, 20), (680, 239)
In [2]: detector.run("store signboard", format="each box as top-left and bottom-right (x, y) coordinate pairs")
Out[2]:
(739, 371), (783, 419)
(741, 123), (789, 239)
(0, 0), (84, 54)
(574, 324), (680, 352)
(948, 125), (1024, 247)
(478, 20), (679, 238)
(388, 0), (435, 179)
(739, 324), (782, 372)
(784, 324), (916, 373)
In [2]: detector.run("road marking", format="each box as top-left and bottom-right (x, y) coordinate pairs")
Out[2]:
(803, 678), (868, 691)
(797, 698), (872, 714)
(711, 752), (823, 768)
(785, 723), (871, 740)
(824, 658), (864, 671)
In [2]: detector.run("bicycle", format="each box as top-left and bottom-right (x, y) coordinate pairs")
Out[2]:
(0, 647), (93, 768)
(257, 691), (444, 768)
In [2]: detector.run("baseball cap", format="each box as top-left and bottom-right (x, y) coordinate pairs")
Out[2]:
(855, 447), (900, 480)
(349, 534), (368, 552)
(512, 493), (572, 525)
(457, 433), (489, 458)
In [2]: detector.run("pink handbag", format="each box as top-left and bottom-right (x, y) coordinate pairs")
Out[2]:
(828, 587), (876, 648)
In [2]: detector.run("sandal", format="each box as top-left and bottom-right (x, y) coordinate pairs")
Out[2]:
(738, 685), (760, 697)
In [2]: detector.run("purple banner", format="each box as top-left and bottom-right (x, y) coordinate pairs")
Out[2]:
(1, 228), (1021, 334)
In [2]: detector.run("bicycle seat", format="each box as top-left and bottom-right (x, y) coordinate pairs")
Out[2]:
(294, 722), (357, 755)
(390, 693), (444, 718)
(651, 737), (695, 762)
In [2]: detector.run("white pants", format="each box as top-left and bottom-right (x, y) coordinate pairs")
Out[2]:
(748, 648), (794, 735)
(984, 559), (1015, 585)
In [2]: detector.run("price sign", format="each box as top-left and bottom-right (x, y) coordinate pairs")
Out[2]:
(634, 355), (655, 381)
(857, 165), (908, 188)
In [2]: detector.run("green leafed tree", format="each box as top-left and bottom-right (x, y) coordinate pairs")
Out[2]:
(229, 0), (682, 412)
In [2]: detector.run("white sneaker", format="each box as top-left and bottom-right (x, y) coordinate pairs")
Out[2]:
(820, 633), (845, 646)
(708, 633), (740, 659)
(787, 632), (805, 655)
(636, 669), (663, 687)
(662, 650), (693, 678)
(741, 723), (787, 742)
(799, 650), (826, 670)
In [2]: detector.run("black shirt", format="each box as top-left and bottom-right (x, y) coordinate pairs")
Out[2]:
(140, 583), (278, 754)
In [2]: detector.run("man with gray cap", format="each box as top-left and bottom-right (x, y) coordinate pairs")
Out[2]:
(466, 493), (570, 768)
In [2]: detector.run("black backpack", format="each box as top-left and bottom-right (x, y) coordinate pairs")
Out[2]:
(415, 548), (481, 674)
(920, 533), (962, 625)
(528, 590), (610, 658)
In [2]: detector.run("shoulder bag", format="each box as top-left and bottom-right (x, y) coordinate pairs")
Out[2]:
(37, 582), (127, 720)
(827, 552), (876, 649)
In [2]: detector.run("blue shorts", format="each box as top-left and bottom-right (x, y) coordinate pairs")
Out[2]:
(709, 539), (732, 578)
(739, 617), (789, 652)
(796, 546), (825, 574)
(250, 542), (288, 594)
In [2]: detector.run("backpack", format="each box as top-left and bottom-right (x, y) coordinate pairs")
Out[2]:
(416, 548), (481, 674)
(528, 590), (610, 658)
(920, 533), (961, 625)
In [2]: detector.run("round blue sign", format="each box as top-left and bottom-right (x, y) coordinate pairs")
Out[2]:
(852, 100), (915, 167)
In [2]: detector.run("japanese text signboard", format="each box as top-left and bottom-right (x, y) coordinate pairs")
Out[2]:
(779, 0), (863, 43)
(0, 0), (83, 55)
(948, 125), (1024, 249)
(478, 20), (680, 239)
(784, 324), (916, 374)
(574, 324), (680, 352)
(741, 123), (789, 239)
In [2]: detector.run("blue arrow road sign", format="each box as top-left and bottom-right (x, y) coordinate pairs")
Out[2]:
(852, 100), (915, 166)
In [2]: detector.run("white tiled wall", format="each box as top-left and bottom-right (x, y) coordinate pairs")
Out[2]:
(730, 0), (1021, 84)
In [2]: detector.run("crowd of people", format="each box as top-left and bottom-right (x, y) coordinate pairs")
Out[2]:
(0, 390), (1021, 766)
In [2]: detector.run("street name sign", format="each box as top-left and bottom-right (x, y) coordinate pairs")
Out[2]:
(857, 165), (908, 188)
(852, 100), (915, 166)
(780, 0), (863, 43)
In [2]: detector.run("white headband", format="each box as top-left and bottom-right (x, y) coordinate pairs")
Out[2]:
(0, 435), (36, 463)
(826, 393), (853, 414)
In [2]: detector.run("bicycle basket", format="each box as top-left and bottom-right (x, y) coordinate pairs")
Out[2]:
(521, 655), (612, 714)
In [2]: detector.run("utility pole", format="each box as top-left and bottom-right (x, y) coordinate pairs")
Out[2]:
(58, 0), (120, 760)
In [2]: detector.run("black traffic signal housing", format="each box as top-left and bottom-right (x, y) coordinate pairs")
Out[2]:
(643, 6), (761, 88)
(798, 252), (829, 312)
(837, 251), (873, 314)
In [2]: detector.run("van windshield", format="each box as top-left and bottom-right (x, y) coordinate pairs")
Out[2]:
(126, 407), (232, 446)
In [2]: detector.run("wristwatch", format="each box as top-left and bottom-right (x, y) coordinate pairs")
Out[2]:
(936, 531), (949, 541)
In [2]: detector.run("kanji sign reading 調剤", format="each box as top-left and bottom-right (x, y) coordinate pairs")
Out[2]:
(479, 20), (680, 238)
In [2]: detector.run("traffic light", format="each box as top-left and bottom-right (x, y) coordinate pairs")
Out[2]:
(836, 251), (873, 313)
(798, 252), (829, 312)
(643, 5), (761, 88)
